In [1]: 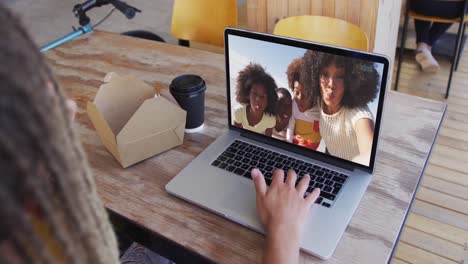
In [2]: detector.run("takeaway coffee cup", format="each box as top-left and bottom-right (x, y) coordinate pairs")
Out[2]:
(169, 75), (206, 133)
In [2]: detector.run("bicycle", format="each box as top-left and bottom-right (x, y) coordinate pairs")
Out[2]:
(40, 0), (140, 52)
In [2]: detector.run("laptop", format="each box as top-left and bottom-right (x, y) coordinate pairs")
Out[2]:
(166, 28), (389, 259)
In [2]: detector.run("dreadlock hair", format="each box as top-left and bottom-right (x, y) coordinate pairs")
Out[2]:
(0, 4), (119, 264)
(301, 50), (380, 108)
(235, 63), (278, 116)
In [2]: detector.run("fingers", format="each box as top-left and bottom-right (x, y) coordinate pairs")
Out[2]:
(296, 174), (310, 194)
(305, 188), (321, 206)
(285, 169), (297, 187)
(251, 168), (267, 197)
(271, 168), (284, 186)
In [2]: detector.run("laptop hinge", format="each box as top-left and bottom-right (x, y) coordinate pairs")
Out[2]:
(240, 131), (355, 172)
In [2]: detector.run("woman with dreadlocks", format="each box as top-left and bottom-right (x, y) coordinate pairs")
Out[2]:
(0, 4), (169, 263)
(0, 5), (119, 264)
(0, 3), (319, 264)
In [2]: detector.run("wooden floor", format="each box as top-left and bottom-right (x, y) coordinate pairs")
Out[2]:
(390, 40), (468, 263)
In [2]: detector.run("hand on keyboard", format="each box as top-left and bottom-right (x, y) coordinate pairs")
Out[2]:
(251, 168), (320, 264)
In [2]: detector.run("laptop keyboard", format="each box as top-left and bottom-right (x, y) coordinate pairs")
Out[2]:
(211, 140), (349, 208)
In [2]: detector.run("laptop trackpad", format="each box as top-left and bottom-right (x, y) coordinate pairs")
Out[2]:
(219, 180), (261, 229)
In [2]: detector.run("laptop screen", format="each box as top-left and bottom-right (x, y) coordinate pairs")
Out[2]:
(225, 29), (389, 171)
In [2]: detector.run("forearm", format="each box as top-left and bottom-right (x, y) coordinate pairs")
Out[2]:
(263, 227), (300, 264)
(354, 118), (374, 158)
(252, 169), (319, 264)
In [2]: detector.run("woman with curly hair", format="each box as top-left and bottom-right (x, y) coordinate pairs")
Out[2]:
(301, 50), (379, 165)
(233, 63), (278, 136)
(285, 57), (321, 150)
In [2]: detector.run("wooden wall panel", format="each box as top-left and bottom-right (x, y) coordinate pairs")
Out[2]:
(246, 0), (399, 53)
(347, 0), (361, 26)
(360, 0), (379, 50)
(288, 0), (311, 16)
(310, 0), (323, 15)
(334, 0), (348, 21)
(322, 0), (336, 17)
(247, 0), (267, 33)
(266, 0), (289, 33)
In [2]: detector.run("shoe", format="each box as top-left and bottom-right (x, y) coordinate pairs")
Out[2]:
(415, 49), (440, 73)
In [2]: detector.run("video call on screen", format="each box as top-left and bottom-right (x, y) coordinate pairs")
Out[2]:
(229, 35), (384, 167)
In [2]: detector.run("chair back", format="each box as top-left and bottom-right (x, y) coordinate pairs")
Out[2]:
(273, 16), (369, 51)
(171, 0), (238, 47)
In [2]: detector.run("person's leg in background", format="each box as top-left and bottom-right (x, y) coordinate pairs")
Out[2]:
(414, 19), (442, 72)
(414, 19), (431, 48)
(411, 0), (466, 72)
(428, 22), (454, 46)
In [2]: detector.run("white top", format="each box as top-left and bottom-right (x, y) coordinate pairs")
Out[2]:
(286, 100), (321, 142)
(233, 105), (275, 134)
(319, 105), (374, 161)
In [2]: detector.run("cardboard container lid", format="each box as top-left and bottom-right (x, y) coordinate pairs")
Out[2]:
(117, 96), (185, 144)
(94, 73), (155, 135)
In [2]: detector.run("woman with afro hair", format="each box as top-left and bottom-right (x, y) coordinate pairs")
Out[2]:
(285, 57), (321, 150)
(301, 50), (379, 165)
(233, 63), (278, 136)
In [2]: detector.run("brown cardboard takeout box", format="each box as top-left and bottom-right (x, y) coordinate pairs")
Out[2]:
(87, 72), (186, 168)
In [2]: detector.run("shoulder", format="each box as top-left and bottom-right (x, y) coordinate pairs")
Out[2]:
(234, 105), (246, 112)
(234, 105), (246, 121)
(304, 105), (320, 119)
(347, 106), (373, 126)
(234, 105), (247, 115)
(262, 113), (276, 127)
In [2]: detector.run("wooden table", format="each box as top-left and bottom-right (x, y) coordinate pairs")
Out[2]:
(45, 31), (447, 264)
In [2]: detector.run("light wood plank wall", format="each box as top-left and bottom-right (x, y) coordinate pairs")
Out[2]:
(246, 0), (401, 54)
(246, 0), (402, 82)
(246, 0), (378, 49)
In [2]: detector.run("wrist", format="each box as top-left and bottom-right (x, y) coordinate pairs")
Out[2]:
(264, 226), (301, 264)
(266, 221), (301, 248)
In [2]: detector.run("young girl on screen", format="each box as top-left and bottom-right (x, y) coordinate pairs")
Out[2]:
(233, 63), (278, 136)
(272, 88), (292, 140)
(301, 50), (379, 165)
(285, 58), (321, 150)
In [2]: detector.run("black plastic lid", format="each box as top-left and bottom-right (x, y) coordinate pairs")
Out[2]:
(169, 75), (206, 95)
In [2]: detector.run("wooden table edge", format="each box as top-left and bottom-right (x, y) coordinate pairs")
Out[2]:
(385, 102), (448, 263)
(109, 208), (215, 264)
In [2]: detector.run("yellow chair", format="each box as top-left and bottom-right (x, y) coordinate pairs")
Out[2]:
(171, 0), (238, 47)
(394, 0), (468, 98)
(273, 16), (369, 51)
